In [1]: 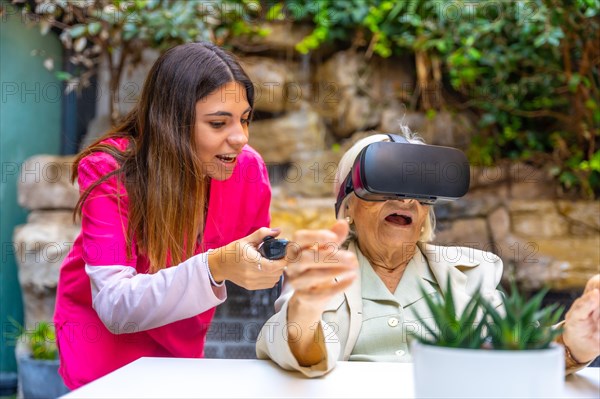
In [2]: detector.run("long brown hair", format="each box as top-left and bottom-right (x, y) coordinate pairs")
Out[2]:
(73, 42), (255, 273)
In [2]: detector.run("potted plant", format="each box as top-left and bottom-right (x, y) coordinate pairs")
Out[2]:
(411, 281), (565, 398)
(15, 321), (69, 399)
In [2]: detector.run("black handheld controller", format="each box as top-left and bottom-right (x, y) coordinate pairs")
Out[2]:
(258, 236), (289, 297)
(258, 236), (289, 260)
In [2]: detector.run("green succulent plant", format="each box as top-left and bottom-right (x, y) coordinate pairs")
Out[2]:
(412, 279), (564, 350)
(481, 284), (564, 350)
(414, 280), (487, 349)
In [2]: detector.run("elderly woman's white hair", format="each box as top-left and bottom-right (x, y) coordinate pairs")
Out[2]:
(333, 129), (436, 243)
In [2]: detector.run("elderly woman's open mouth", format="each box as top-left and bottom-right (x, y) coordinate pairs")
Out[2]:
(384, 211), (413, 226)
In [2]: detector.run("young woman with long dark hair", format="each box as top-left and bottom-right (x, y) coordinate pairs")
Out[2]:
(54, 42), (286, 389)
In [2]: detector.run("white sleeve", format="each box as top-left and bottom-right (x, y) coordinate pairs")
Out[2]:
(256, 289), (340, 378)
(86, 251), (227, 334)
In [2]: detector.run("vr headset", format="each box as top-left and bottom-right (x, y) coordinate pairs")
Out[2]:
(335, 134), (470, 215)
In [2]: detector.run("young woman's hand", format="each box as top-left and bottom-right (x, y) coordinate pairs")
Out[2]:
(208, 227), (286, 290)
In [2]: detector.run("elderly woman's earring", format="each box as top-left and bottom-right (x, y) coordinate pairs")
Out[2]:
(346, 216), (353, 225)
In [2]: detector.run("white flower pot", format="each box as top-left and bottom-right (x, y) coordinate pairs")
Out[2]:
(412, 341), (564, 398)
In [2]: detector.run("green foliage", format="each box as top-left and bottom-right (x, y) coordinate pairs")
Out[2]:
(277, 0), (600, 197)
(412, 279), (563, 350)
(14, 0), (263, 121)
(11, 320), (58, 360)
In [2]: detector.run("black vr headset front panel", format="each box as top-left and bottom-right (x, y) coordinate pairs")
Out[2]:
(352, 141), (470, 204)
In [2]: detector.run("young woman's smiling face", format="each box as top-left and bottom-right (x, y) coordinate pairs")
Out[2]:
(194, 81), (251, 180)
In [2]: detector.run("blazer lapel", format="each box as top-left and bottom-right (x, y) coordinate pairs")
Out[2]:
(395, 247), (438, 307)
(419, 243), (480, 316)
(343, 241), (364, 359)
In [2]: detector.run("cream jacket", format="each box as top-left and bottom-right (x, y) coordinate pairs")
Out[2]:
(256, 241), (504, 377)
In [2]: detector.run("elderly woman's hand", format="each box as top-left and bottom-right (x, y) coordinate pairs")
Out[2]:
(283, 220), (359, 367)
(286, 220), (359, 313)
(562, 274), (600, 364)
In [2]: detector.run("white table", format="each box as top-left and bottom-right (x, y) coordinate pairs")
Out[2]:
(62, 358), (600, 398)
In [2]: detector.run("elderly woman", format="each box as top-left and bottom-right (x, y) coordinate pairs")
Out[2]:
(256, 133), (600, 377)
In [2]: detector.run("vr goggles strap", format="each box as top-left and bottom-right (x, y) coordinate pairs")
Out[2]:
(335, 134), (409, 216)
(335, 169), (354, 216)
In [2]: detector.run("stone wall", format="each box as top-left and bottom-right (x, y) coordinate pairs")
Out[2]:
(435, 163), (600, 292)
(15, 156), (80, 329)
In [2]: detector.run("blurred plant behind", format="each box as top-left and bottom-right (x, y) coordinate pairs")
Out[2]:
(10, 0), (600, 197)
(10, 319), (58, 360)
